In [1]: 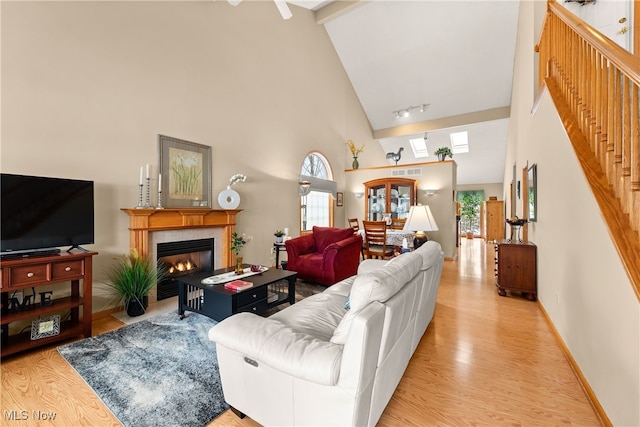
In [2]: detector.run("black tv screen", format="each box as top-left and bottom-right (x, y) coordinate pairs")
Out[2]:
(1, 173), (95, 256)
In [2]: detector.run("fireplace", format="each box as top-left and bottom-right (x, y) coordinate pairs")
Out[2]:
(156, 238), (214, 300)
(122, 208), (240, 302)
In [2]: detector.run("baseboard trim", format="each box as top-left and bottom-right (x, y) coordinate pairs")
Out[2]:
(93, 306), (124, 320)
(537, 301), (611, 427)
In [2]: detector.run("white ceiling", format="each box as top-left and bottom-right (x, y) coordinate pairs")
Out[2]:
(290, 0), (520, 185)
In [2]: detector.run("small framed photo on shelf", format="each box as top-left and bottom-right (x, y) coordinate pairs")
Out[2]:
(158, 135), (212, 208)
(336, 192), (344, 207)
(30, 315), (60, 340)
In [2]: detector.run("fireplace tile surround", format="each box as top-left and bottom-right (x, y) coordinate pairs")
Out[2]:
(122, 208), (240, 303)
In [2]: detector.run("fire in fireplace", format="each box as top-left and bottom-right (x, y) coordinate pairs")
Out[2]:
(168, 259), (197, 274)
(156, 238), (214, 300)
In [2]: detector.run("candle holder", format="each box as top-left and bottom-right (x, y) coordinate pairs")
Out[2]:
(136, 184), (144, 209)
(144, 177), (151, 208)
(157, 190), (163, 209)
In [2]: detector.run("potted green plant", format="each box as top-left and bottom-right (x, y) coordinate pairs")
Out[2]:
(434, 146), (453, 161)
(460, 192), (483, 239)
(274, 230), (285, 244)
(106, 249), (166, 317)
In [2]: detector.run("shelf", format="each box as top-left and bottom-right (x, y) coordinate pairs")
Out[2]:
(1, 321), (84, 357)
(267, 290), (289, 308)
(1, 296), (83, 325)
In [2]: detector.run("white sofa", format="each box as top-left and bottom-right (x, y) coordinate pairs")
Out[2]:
(208, 241), (444, 426)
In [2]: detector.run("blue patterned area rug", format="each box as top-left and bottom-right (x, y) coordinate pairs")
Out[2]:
(58, 311), (227, 427)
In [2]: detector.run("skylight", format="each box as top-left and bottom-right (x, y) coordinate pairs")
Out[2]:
(409, 137), (429, 158)
(450, 131), (469, 154)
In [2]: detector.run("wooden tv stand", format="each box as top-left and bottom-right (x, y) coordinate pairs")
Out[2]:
(0, 251), (97, 358)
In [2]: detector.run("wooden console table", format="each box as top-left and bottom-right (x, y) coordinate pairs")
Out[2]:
(0, 251), (97, 357)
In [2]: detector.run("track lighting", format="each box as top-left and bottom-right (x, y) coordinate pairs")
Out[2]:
(392, 103), (430, 119)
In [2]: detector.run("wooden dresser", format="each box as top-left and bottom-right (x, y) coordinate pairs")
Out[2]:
(494, 241), (536, 301)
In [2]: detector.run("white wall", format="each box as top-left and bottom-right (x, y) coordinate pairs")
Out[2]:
(506, 2), (639, 425)
(560, 0), (631, 50)
(1, 1), (373, 311)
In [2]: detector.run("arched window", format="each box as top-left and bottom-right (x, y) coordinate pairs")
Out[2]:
(299, 152), (334, 232)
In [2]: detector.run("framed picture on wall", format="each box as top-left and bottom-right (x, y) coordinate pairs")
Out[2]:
(527, 163), (537, 222)
(336, 192), (344, 207)
(158, 135), (212, 208)
(511, 163), (517, 217)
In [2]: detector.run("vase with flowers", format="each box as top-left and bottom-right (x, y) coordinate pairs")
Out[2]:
(506, 217), (528, 243)
(347, 139), (365, 169)
(231, 231), (252, 274)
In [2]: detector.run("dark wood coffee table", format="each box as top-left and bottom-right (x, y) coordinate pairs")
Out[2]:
(177, 265), (297, 321)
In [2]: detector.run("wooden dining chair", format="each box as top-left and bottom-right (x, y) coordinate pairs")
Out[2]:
(363, 220), (394, 259)
(348, 218), (365, 260)
(389, 218), (406, 230)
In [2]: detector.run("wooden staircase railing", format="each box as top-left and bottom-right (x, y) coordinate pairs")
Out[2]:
(537, 0), (640, 300)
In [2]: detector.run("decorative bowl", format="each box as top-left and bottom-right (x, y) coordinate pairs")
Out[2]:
(506, 218), (528, 226)
(250, 264), (262, 272)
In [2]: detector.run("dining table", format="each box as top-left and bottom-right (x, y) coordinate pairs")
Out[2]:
(358, 229), (415, 248)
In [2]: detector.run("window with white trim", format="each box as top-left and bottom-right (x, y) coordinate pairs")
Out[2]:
(300, 153), (334, 232)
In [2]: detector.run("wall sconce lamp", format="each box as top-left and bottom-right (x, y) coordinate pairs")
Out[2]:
(424, 189), (437, 197)
(354, 192), (364, 198)
(298, 181), (311, 196)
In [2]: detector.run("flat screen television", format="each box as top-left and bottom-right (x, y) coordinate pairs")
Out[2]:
(1, 173), (95, 258)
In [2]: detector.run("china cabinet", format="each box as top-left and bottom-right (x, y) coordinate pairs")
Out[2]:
(364, 178), (417, 221)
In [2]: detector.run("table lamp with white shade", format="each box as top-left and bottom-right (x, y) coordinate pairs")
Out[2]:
(402, 205), (439, 249)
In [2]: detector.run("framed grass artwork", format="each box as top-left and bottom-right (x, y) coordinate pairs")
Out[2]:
(158, 135), (212, 208)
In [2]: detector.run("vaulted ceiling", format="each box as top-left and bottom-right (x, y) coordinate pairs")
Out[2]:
(290, 0), (520, 185)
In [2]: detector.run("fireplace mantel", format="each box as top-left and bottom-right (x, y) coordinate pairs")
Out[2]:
(121, 208), (241, 267)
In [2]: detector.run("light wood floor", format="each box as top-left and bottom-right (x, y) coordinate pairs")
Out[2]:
(1, 239), (601, 426)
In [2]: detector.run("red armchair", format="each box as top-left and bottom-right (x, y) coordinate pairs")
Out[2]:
(284, 226), (362, 286)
